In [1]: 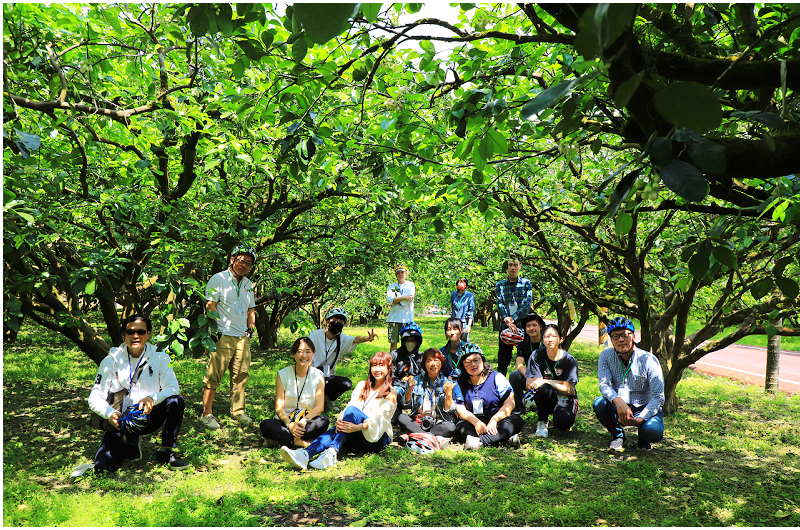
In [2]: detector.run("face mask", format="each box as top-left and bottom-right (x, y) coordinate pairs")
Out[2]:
(403, 339), (418, 352)
(328, 321), (344, 335)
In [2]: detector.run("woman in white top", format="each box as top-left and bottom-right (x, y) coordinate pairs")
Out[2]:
(260, 337), (328, 448)
(280, 351), (397, 471)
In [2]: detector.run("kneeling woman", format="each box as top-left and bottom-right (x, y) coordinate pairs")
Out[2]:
(453, 347), (523, 449)
(526, 324), (579, 438)
(260, 337), (329, 448)
(398, 348), (462, 438)
(281, 351), (397, 470)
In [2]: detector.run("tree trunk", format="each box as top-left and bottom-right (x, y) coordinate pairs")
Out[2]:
(563, 303), (592, 351)
(765, 317), (781, 393)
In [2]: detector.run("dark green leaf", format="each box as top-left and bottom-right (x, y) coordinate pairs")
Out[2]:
(520, 78), (581, 119)
(775, 277), (799, 299)
(188, 6), (210, 37)
(614, 72), (642, 108)
(478, 135), (494, 161)
(688, 240), (712, 280)
(362, 3), (381, 23)
(293, 3), (356, 45)
(261, 30), (275, 48)
(751, 112), (786, 131)
(292, 37), (308, 63)
(712, 246), (737, 269)
(659, 159), (709, 202)
(237, 39), (265, 61)
(750, 277), (773, 299)
(648, 137), (671, 166)
(773, 255), (794, 278)
(615, 212), (633, 235)
(606, 169), (640, 219)
(684, 137), (727, 174)
(433, 219), (444, 233)
(232, 57), (245, 79)
(653, 81), (723, 133)
(703, 5), (722, 25)
(590, 138), (602, 154)
(472, 169), (484, 184)
(216, 4), (233, 36)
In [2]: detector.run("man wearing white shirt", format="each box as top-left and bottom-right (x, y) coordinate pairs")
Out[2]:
(386, 264), (416, 352)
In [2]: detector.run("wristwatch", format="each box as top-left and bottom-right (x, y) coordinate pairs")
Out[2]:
(245, 328), (254, 338)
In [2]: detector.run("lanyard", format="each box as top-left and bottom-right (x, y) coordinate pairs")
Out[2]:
(128, 349), (145, 387)
(228, 269), (244, 299)
(546, 354), (560, 379)
(294, 365), (309, 402)
(453, 292), (464, 310)
(618, 356), (633, 383)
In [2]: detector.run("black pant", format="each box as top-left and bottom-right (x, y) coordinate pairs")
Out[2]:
(453, 414), (524, 447)
(508, 370), (527, 411)
(497, 335), (514, 376)
(325, 375), (353, 402)
(533, 385), (577, 430)
(94, 395), (185, 473)
(397, 414), (457, 437)
(259, 415), (330, 446)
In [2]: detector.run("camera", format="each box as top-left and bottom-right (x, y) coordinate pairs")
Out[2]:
(420, 414), (436, 431)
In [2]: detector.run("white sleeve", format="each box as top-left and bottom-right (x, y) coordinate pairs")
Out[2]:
(88, 356), (118, 419)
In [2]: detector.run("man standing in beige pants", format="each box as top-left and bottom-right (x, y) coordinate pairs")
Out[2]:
(201, 245), (257, 430)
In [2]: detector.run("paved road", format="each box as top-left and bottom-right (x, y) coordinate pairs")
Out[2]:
(567, 322), (800, 394)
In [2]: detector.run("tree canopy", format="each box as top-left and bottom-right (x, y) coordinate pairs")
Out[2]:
(4, 3), (799, 412)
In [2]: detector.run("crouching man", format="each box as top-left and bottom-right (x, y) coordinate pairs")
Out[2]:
(88, 314), (189, 472)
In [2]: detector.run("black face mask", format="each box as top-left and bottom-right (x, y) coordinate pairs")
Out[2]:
(328, 321), (344, 335)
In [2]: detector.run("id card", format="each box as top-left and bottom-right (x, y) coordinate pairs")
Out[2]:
(617, 385), (630, 403)
(235, 300), (246, 314)
(472, 399), (484, 415)
(508, 302), (518, 317)
(123, 395), (134, 410)
(323, 365), (331, 377)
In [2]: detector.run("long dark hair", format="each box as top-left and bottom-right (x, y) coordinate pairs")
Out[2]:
(359, 351), (393, 401)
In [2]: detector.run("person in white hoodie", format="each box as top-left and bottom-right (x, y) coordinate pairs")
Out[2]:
(88, 314), (189, 473)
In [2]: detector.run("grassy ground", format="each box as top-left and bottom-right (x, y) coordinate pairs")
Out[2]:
(3, 316), (800, 526)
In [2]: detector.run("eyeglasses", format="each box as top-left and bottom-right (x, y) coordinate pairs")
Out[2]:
(463, 358), (482, 366)
(235, 257), (254, 267)
(610, 333), (632, 341)
(124, 329), (149, 336)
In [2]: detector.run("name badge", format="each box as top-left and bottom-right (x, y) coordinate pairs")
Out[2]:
(617, 385), (630, 403)
(123, 395), (134, 410)
(323, 365), (331, 377)
(508, 302), (518, 317)
(472, 398), (484, 415)
(235, 300), (246, 314)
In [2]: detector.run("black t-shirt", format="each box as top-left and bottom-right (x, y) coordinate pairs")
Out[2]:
(515, 338), (544, 366)
(526, 347), (579, 390)
(391, 348), (422, 382)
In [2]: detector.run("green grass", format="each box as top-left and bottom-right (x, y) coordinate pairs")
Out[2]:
(4, 316), (800, 526)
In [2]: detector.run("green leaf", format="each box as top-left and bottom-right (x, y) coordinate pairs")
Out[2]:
(712, 246), (737, 269)
(188, 6), (210, 37)
(615, 212), (633, 235)
(775, 277), (799, 299)
(688, 240), (712, 280)
(750, 277), (773, 299)
(751, 112), (786, 131)
(232, 57), (245, 80)
(478, 135), (494, 161)
(653, 81), (723, 133)
(520, 78), (581, 119)
(261, 30), (275, 48)
(590, 138), (602, 154)
(472, 169), (484, 185)
(606, 169), (640, 219)
(293, 3), (355, 45)
(216, 4), (233, 36)
(658, 159), (709, 202)
(237, 40), (265, 61)
(362, 4), (382, 23)
(773, 255), (794, 278)
(292, 37), (308, 63)
(433, 219), (444, 233)
(84, 279), (97, 295)
(171, 340), (185, 356)
(486, 128), (507, 155)
(648, 137), (671, 166)
(614, 72), (642, 108)
(684, 137), (727, 174)
(350, 517), (369, 527)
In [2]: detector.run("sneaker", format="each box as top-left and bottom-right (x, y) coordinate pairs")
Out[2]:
(608, 437), (625, 452)
(262, 437), (280, 448)
(280, 446), (309, 470)
(464, 435), (483, 450)
(505, 433), (521, 448)
(309, 448), (338, 470)
(156, 450), (191, 470)
(535, 421), (549, 438)
(233, 413), (253, 425)
(200, 414), (220, 430)
(637, 438), (652, 451)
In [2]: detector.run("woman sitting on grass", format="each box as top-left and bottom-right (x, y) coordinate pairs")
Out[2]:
(260, 337), (328, 449)
(453, 346), (524, 450)
(280, 351), (397, 471)
(525, 324), (579, 438)
(398, 348), (461, 438)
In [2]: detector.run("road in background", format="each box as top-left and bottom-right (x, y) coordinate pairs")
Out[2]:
(567, 322), (800, 394)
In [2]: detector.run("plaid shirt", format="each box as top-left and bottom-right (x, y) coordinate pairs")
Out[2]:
(598, 345), (664, 421)
(495, 277), (533, 328)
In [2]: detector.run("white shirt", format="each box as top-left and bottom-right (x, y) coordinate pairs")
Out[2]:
(308, 329), (356, 376)
(386, 280), (416, 323)
(276, 365), (324, 414)
(205, 269), (255, 337)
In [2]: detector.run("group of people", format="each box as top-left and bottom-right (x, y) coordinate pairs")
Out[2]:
(86, 249), (665, 475)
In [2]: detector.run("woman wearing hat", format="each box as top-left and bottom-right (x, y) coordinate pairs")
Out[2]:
(453, 346), (524, 449)
(509, 313), (545, 412)
(260, 337), (329, 448)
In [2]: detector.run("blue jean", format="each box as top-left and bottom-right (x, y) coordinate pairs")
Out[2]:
(593, 396), (664, 442)
(305, 406), (389, 458)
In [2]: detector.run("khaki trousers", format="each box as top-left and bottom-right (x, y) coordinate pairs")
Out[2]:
(203, 335), (251, 416)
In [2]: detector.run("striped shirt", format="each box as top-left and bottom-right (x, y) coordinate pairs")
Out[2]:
(598, 346), (664, 421)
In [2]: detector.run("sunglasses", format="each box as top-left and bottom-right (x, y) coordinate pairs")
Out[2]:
(124, 329), (149, 336)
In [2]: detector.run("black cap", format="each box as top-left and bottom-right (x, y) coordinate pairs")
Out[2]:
(518, 312), (546, 330)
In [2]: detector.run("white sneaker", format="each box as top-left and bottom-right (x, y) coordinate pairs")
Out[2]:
(535, 420), (549, 438)
(505, 433), (521, 448)
(464, 435), (483, 450)
(309, 448), (338, 470)
(200, 414), (220, 430)
(280, 446), (309, 470)
(233, 413), (253, 425)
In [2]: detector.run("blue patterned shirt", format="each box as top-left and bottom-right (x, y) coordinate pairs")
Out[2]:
(495, 277), (533, 328)
(598, 345), (664, 421)
(450, 290), (475, 325)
